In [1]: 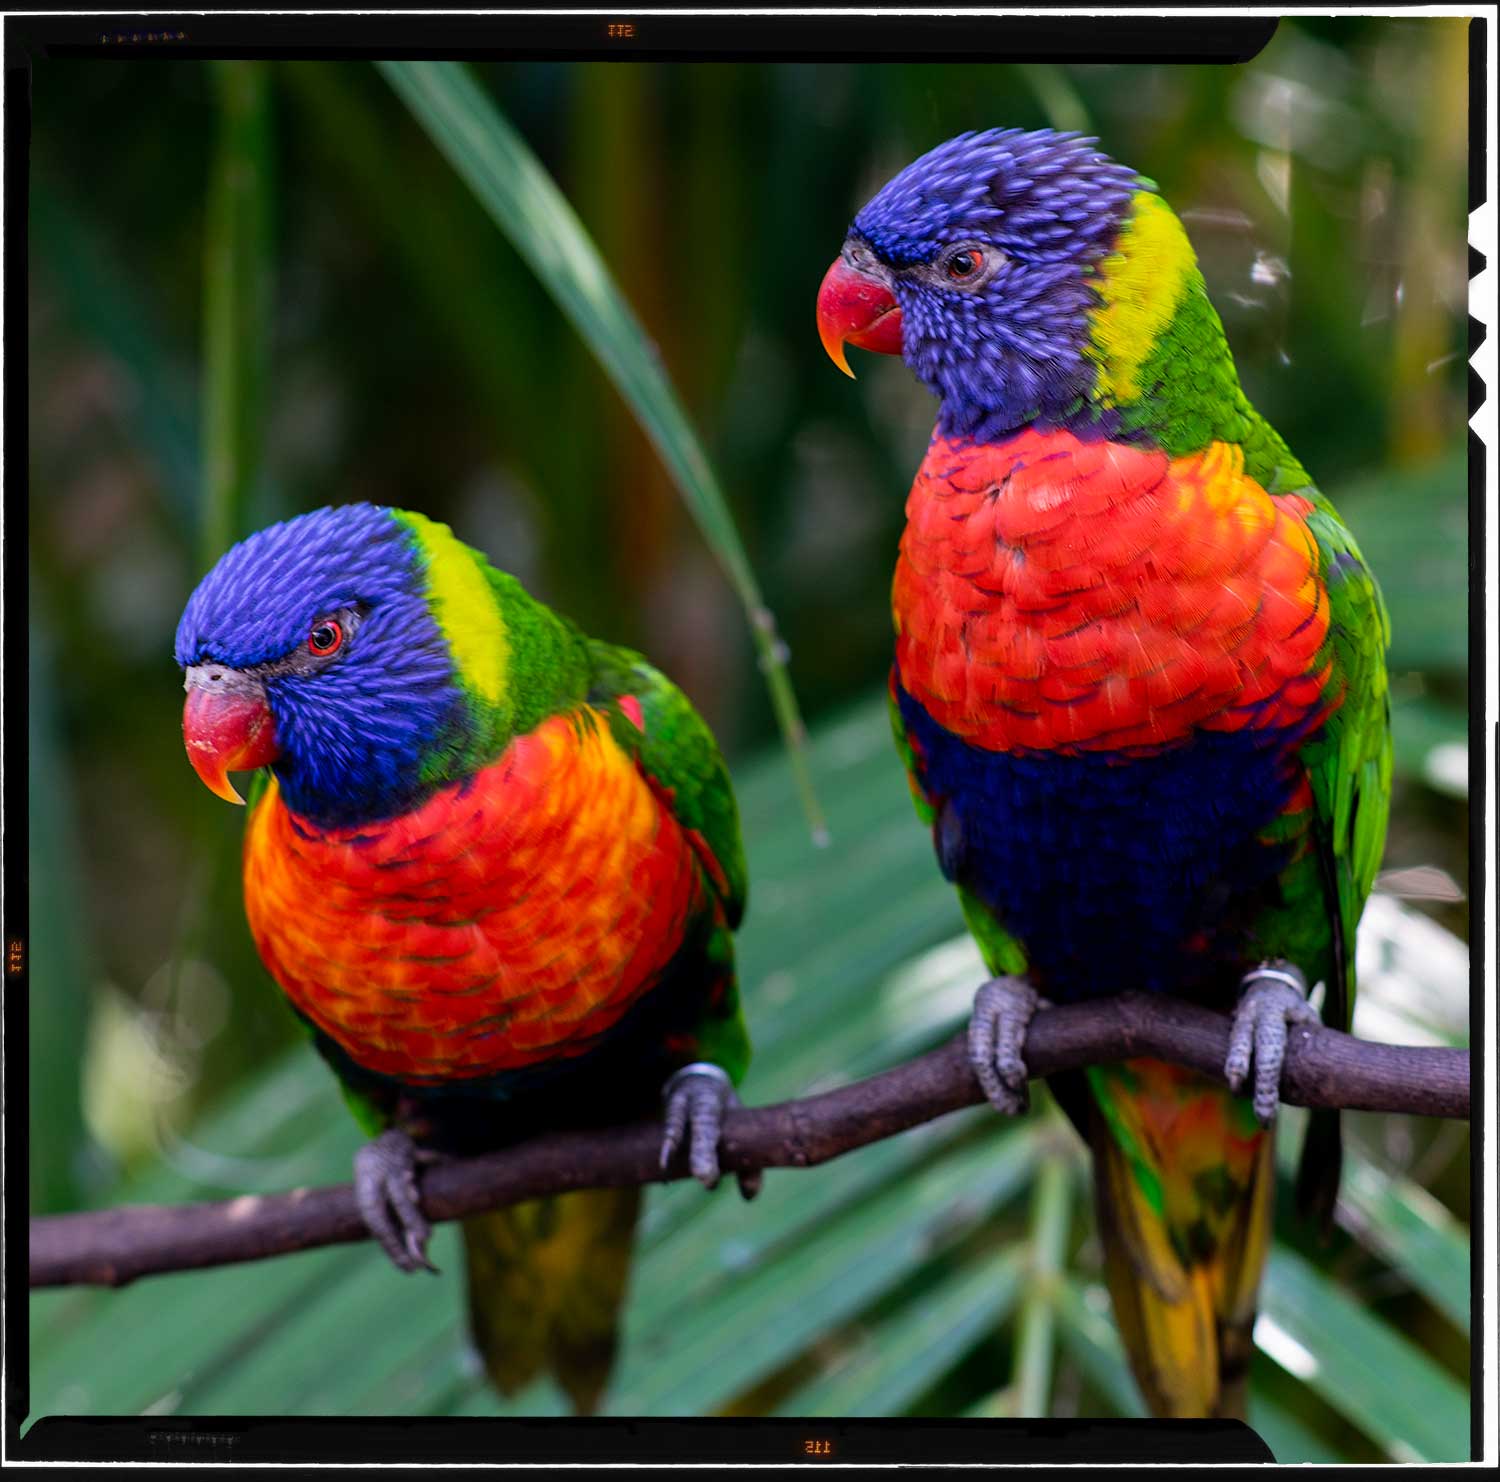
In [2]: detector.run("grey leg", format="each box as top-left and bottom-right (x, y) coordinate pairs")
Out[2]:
(353, 1128), (439, 1274)
(968, 977), (1041, 1115)
(659, 1062), (761, 1200)
(1224, 960), (1320, 1126)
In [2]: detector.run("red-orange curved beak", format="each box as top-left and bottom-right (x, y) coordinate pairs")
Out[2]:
(816, 253), (903, 378)
(182, 671), (280, 805)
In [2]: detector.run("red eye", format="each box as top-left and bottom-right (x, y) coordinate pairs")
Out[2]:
(945, 248), (984, 282)
(308, 619), (343, 657)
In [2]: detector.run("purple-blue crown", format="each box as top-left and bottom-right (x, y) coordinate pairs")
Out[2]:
(175, 504), (414, 669)
(852, 128), (1143, 268)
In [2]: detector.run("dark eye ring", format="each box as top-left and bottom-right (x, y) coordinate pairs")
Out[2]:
(308, 619), (343, 657)
(944, 247), (984, 282)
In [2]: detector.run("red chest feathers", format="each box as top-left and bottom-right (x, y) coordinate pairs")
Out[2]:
(242, 709), (708, 1084)
(891, 428), (1332, 753)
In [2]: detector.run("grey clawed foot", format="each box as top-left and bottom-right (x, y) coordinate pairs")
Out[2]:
(659, 1062), (761, 1200)
(1224, 960), (1319, 1127)
(353, 1128), (440, 1274)
(968, 977), (1041, 1116)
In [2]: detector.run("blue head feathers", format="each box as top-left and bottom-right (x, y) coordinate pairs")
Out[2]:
(849, 128), (1145, 441)
(176, 504), (472, 825)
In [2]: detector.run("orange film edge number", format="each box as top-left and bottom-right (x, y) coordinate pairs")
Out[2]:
(607, 22), (636, 38)
(803, 1439), (833, 1456)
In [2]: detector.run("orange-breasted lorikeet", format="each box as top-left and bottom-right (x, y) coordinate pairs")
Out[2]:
(817, 128), (1391, 1418)
(176, 504), (754, 1413)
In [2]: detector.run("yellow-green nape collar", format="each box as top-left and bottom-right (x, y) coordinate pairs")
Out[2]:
(1085, 190), (1197, 407)
(396, 510), (508, 708)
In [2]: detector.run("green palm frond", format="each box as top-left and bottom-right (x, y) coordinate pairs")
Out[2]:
(378, 60), (825, 842)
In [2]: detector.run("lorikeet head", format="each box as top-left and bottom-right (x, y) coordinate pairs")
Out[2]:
(818, 128), (1165, 441)
(176, 504), (522, 825)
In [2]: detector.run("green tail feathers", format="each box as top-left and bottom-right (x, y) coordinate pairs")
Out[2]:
(461, 1186), (643, 1414)
(1086, 1062), (1276, 1420)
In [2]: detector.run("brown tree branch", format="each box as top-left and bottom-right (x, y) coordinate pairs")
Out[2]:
(29, 993), (1469, 1289)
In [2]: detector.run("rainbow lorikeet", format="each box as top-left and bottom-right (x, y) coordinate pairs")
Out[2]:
(176, 504), (755, 1412)
(817, 129), (1391, 1418)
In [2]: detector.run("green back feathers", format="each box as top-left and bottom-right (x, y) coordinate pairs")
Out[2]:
(1085, 191), (1309, 488)
(394, 510), (592, 767)
(587, 640), (749, 930)
(1300, 501), (1395, 1024)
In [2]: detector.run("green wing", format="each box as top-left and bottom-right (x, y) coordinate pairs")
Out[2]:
(1297, 491), (1394, 1033)
(1276, 488), (1391, 1228)
(888, 676), (1028, 980)
(585, 640), (751, 1084)
(887, 676), (935, 829)
(586, 641), (748, 928)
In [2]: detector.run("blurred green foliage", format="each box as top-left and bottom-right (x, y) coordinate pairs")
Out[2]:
(27, 19), (1471, 1454)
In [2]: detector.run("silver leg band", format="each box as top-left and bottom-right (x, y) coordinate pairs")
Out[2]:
(1243, 966), (1308, 997)
(662, 1061), (732, 1102)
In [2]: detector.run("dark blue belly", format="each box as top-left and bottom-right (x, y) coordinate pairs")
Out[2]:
(895, 683), (1305, 1003)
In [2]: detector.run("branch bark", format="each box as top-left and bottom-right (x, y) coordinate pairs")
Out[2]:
(29, 993), (1469, 1289)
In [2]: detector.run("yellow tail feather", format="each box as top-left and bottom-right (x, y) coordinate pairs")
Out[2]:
(461, 1186), (642, 1414)
(1088, 1071), (1276, 1420)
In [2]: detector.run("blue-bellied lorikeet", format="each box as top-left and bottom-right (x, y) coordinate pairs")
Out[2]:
(176, 503), (756, 1413)
(817, 128), (1391, 1418)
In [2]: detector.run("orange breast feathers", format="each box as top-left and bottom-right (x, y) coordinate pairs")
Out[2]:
(242, 709), (710, 1085)
(892, 429), (1333, 753)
